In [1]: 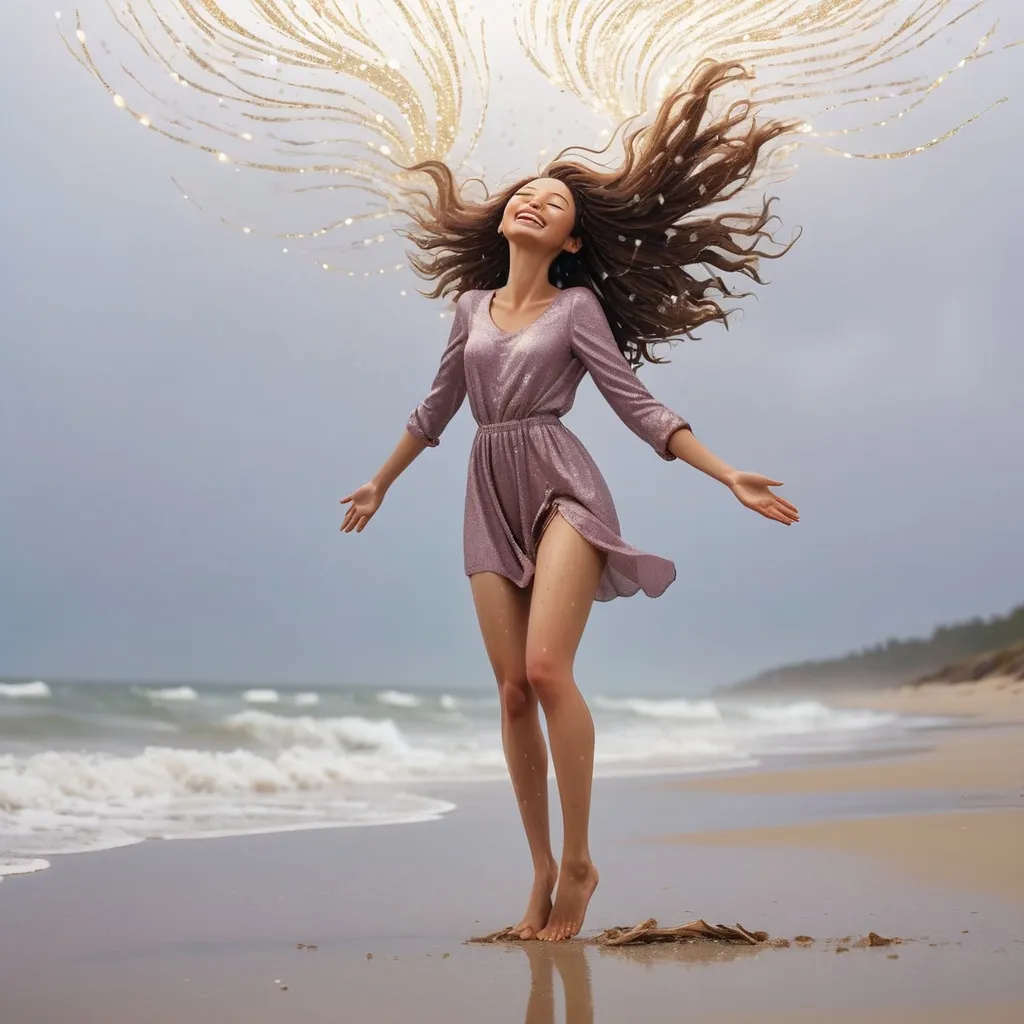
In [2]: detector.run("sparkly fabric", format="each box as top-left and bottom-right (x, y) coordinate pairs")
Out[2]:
(406, 287), (691, 601)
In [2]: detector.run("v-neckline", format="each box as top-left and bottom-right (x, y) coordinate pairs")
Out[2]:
(486, 288), (567, 337)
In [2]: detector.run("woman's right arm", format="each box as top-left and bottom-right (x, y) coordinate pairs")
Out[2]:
(340, 295), (471, 533)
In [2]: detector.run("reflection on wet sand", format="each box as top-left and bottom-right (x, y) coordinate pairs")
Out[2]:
(522, 942), (593, 1024)
(519, 938), (769, 1022)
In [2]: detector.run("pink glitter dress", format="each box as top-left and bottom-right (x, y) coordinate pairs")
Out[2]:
(406, 286), (691, 601)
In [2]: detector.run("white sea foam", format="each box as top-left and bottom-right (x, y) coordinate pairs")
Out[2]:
(223, 710), (408, 753)
(145, 686), (199, 702)
(595, 696), (723, 721)
(243, 689), (280, 704)
(439, 694), (460, 711)
(0, 857), (51, 880)
(737, 700), (896, 735)
(0, 745), (455, 860)
(377, 690), (422, 708)
(293, 692), (320, 707)
(0, 681), (51, 699)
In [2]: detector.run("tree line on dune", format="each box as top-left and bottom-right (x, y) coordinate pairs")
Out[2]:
(725, 603), (1024, 694)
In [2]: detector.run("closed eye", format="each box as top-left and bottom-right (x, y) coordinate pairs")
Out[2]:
(514, 191), (567, 211)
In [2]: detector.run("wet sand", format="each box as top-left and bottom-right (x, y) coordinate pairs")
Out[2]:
(2, 688), (1024, 1022)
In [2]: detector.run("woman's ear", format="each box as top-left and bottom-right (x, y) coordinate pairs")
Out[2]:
(564, 236), (582, 254)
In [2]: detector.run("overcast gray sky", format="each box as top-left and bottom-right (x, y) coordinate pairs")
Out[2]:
(1, 4), (1022, 694)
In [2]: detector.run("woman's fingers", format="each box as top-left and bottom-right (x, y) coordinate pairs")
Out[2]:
(340, 504), (373, 533)
(771, 500), (796, 522)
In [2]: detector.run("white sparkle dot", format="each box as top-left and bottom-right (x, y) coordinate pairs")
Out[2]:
(242, 227), (251, 234)
(322, 263), (330, 270)
(380, 145), (391, 156)
(75, 28), (86, 43)
(139, 115), (151, 127)
(240, 132), (253, 141)
(282, 248), (289, 253)
(55, 11), (62, 20)
(344, 217), (353, 226)
(217, 152), (229, 162)
(112, 94), (126, 109)
(400, 290), (407, 296)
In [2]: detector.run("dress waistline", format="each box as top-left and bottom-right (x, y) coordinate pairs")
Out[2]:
(476, 414), (561, 434)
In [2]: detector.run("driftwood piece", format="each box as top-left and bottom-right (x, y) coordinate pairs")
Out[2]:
(595, 918), (770, 947)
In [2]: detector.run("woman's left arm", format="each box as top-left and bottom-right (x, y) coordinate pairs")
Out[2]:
(571, 288), (798, 526)
(667, 428), (799, 526)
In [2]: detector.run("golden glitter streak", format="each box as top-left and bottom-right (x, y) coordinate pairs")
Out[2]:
(59, 1), (489, 277)
(512, 0), (1015, 161)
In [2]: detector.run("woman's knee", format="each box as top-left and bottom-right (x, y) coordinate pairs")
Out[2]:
(524, 653), (567, 706)
(497, 676), (534, 719)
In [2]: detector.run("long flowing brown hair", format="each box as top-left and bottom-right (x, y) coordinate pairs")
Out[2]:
(400, 60), (800, 368)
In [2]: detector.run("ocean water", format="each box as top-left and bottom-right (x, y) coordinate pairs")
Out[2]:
(0, 679), (943, 880)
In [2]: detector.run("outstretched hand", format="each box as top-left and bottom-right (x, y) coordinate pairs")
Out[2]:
(728, 472), (799, 526)
(340, 481), (383, 533)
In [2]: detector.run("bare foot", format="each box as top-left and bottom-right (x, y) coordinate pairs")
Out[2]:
(537, 860), (599, 941)
(510, 861), (559, 940)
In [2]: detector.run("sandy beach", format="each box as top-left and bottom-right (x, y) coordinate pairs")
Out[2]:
(2, 680), (1023, 1022)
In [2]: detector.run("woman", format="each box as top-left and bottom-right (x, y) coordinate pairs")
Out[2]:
(340, 60), (800, 942)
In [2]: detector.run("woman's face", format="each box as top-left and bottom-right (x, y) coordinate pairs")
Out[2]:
(500, 177), (581, 255)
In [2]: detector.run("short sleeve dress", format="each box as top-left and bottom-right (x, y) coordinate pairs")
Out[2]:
(406, 286), (691, 602)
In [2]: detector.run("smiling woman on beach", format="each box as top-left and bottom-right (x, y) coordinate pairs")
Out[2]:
(341, 60), (800, 942)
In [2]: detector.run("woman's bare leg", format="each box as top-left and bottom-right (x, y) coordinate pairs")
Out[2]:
(471, 571), (558, 939)
(526, 513), (604, 941)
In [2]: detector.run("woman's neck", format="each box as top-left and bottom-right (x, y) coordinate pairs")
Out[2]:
(501, 245), (559, 307)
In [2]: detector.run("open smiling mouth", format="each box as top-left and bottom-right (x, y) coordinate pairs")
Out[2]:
(516, 212), (545, 227)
